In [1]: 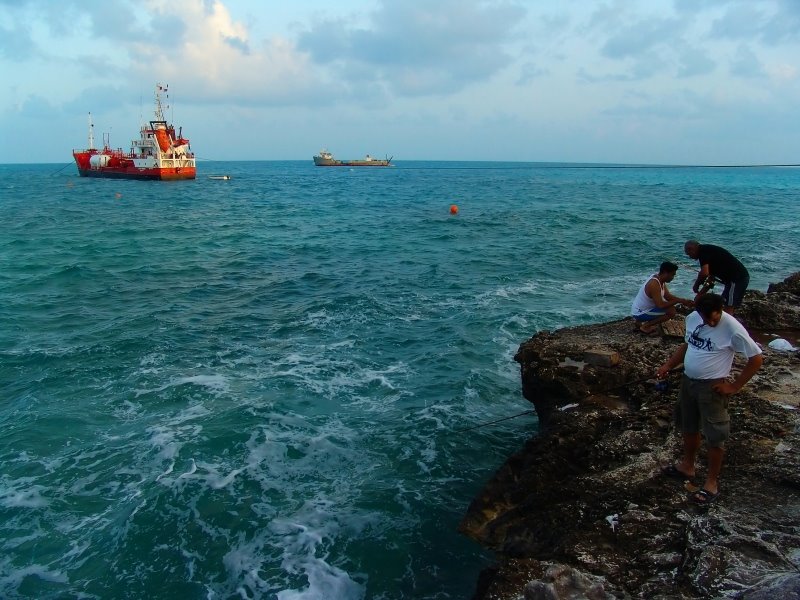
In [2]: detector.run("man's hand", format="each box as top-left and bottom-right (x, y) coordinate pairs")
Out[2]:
(715, 354), (763, 396)
(713, 380), (739, 395)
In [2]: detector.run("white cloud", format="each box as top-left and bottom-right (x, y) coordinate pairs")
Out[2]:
(126, 0), (317, 105)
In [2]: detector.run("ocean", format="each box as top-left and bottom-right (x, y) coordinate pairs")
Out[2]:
(1, 161), (798, 599)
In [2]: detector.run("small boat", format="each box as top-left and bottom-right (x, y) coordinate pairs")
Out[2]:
(208, 175), (231, 180)
(313, 149), (392, 167)
(72, 84), (196, 180)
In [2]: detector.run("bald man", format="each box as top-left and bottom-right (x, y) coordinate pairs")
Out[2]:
(684, 240), (749, 314)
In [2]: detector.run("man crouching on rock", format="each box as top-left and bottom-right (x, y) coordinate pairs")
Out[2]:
(656, 293), (763, 505)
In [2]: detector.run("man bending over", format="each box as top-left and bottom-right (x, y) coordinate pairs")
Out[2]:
(684, 240), (749, 315)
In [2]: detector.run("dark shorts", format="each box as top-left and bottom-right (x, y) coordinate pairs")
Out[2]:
(674, 375), (730, 447)
(633, 308), (667, 322)
(721, 275), (749, 308)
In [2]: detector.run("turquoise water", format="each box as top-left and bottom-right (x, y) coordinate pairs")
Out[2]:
(1, 161), (798, 599)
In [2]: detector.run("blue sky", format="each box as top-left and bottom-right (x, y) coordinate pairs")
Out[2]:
(1, 0), (799, 164)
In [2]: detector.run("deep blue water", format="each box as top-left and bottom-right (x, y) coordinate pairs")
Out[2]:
(1, 161), (798, 599)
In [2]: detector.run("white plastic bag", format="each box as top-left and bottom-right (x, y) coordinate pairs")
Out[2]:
(768, 338), (797, 352)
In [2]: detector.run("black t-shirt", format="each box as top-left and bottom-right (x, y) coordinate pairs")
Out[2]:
(697, 244), (748, 283)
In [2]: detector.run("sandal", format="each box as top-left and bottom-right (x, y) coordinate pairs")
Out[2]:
(691, 489), (720, 505)
(660, 464), (694, 481)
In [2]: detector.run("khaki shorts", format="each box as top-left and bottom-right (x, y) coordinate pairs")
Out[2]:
(674, 375), (730, 448)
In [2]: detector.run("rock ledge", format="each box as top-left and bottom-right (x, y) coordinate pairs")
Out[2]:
(461, 273), (800, 599)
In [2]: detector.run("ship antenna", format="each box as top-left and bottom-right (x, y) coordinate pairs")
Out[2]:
(88, 112), (95, 149)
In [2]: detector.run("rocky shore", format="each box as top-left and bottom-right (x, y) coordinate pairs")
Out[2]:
(460, 273), (800, 599)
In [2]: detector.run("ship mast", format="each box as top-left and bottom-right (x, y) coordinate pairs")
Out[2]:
(154, 83), (168, 121)
(87, 112), (95, 149)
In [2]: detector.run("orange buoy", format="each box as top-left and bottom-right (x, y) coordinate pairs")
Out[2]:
(449, 204), (458, 215)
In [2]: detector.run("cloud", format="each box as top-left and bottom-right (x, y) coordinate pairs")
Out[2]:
(124, 0), (318, 106)
(517, 61), (549, 85)
(21, 0), (529, 107)
(16, 94), (60, 119)
(580, 5), (702, 81)
(296, 0), (527, 96)
(601, 89), (708, 120)
(709, 4), (769, 41)
(600, 18), (683, 60)
(729, 44), (766, 78)
(677, 48), (717, 78)
(0, 23), (37, 61)
(76, 0), (144, 41)
(708, 1), (800, 45)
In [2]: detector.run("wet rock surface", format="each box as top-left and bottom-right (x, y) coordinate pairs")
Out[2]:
(461, 273), (800, 599)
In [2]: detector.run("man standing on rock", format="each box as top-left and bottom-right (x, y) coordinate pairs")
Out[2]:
(684, 240), (749, 314)
(656, 293), (763, 505)
(631, 261), (694, 334)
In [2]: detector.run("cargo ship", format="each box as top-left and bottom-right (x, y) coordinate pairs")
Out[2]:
(72, 84), (196, 180)
(313, 149), (392, 167)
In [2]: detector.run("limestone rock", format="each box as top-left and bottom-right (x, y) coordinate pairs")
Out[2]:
(462, 272), (800, 600)
(583, 349), (620, 368)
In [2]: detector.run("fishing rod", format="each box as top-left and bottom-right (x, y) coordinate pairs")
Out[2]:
(600, 365), (684, 393)
(454, 366), (684, 434)
(679, 262), (724, 286)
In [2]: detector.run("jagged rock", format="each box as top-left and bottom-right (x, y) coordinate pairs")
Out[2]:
(738, 272), (800, 331)
(740, 573), (800, 599)
(461, 273), (800, 600)
(523, 563), (614, 599)
(661, 318), (685, 338)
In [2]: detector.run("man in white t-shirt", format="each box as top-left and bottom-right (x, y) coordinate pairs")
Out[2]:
(656, 293), (763, 505)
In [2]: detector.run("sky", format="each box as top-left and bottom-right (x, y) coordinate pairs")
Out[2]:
(1, 0), (799, 165)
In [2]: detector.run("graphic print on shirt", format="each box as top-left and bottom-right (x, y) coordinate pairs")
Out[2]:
(688, 323), (713, 351)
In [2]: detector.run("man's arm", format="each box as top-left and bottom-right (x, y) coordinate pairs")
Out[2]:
(663, 285), (693, 307)
(713, 354), (764, 395)
(657, 343), (687, 379)
(693, 263), (713, 294)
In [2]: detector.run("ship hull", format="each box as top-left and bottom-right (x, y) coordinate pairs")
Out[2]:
(313, 157), (391, 167)
(75, 166), (197, 180)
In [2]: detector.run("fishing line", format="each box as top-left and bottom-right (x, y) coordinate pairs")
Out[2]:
(453, 366), (684, 434)
(50, 163), (74, 175)
(454, 410), (535, 433)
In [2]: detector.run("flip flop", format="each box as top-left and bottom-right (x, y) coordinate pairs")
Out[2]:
(660, 464), (694, 481)
(639, 326), (660, 336)
(691, 489), (720, 505)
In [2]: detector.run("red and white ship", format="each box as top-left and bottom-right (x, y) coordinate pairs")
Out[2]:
(72, 84), (196, 180)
